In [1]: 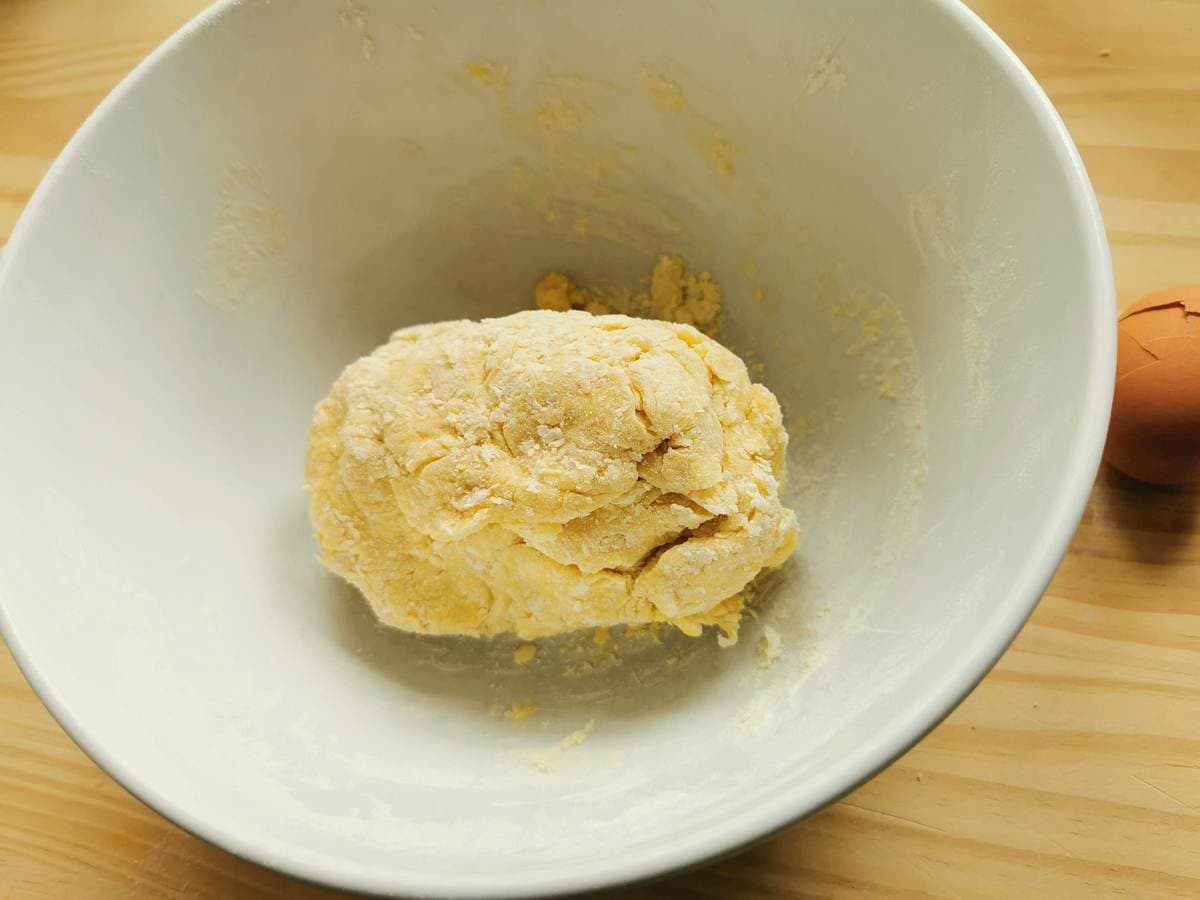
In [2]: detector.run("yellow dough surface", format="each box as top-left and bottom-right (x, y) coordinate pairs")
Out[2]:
(306, 309), (797, 642)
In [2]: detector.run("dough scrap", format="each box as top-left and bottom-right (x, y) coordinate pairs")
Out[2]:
(535, 255), (723, 337)
(307, 309), (797, 642)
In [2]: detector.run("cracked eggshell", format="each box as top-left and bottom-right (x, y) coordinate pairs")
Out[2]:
(1104, 286), (1200, 484)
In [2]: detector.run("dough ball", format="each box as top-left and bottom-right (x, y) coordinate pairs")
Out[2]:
(306, 309), (797, 642)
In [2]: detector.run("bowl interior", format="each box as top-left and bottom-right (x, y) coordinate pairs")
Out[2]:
(0, 0), (1111, 895)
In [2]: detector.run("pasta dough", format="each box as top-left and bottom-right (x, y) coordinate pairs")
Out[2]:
(306, 309), (797, 643)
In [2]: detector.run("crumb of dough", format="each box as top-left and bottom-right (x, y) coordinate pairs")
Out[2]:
(307, 310), (797, 645)
(757, 624), (783, 667)
(592, 626), (609, 646)
(711, 139), (735, 177)
(535, 256), (724, 338)
(532, 271), (577, 312)
(535, 98), (589, 132)
(528, 719), (595, 773)
(506, 702), (538, 721)
(641, 70), (687, 113)
(800, 47), (847, 97)
(626, 622), (664, 643)
(464, 61), (509, 89)
(338, 0), (366, 29)
(514, 643), (538, 665)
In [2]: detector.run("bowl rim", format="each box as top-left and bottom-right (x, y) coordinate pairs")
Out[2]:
(0, 0), (1115, 896)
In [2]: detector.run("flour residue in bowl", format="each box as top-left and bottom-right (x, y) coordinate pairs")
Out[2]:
(910, 187), (993, 419)
(640, 69), (738, 178)
(524, 719), (596, 773)
(202, 162), (288, 309)
(338, 0), (376, 61)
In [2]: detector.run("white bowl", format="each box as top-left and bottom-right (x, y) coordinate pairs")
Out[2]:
(0, 0), (1113, 896)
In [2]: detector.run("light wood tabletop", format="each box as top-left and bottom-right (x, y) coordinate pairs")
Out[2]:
(2, 1), (1198, 897)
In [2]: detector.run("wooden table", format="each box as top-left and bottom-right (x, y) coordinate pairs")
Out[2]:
(2, 1), (1198, 896)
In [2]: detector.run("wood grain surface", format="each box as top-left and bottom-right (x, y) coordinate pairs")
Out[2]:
(2, 1), (1199, 897)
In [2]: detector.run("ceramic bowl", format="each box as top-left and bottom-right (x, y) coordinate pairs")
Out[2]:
(0, 1), (1113, 896)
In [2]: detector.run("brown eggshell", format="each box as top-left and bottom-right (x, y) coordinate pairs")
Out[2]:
(1103, 286), (1200, 484)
